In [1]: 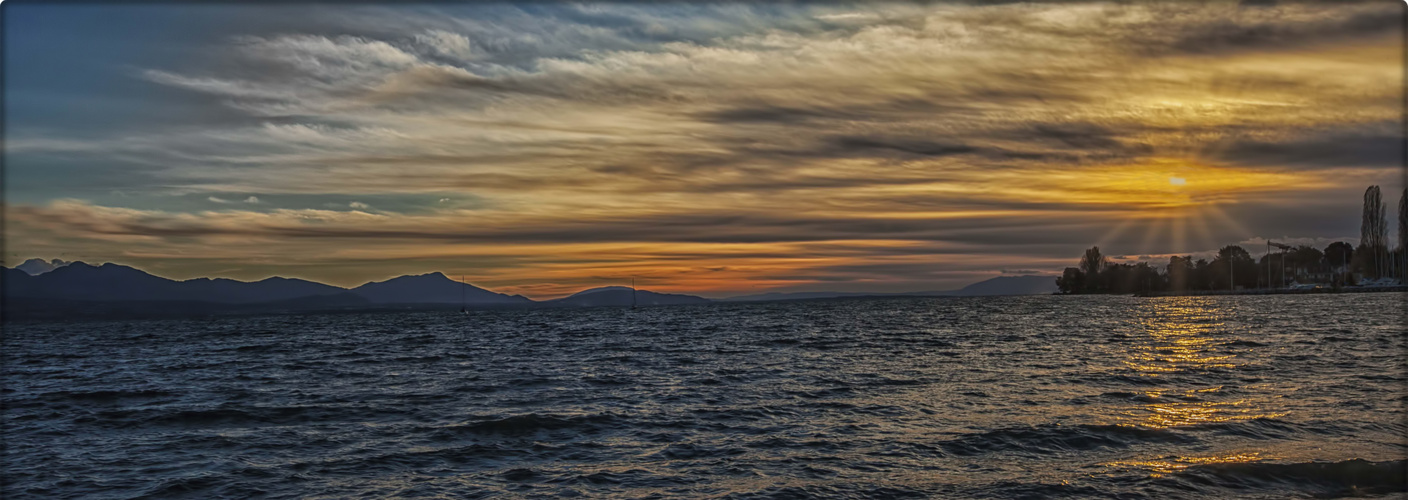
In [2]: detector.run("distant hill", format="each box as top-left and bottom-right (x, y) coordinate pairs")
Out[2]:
(15, 258), (70, 276)
(1, 263), (534, 319)
(6, 262), (193, 302)
(178, 276), (345, 303)
(3, 262), (344, 303)
(546, 286), (709, 307)
(945, 275), (1057, 296)
(1, 259), (1057, 320)
(351, 272), (531, 305)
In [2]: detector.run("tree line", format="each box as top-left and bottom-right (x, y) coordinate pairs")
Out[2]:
(1057, 186), (1407, 294)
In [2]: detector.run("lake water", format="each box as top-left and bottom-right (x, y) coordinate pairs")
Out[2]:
(4, 294), (1405, 498)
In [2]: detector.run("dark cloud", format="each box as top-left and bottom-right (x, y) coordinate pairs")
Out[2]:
(11, 202), (1108, 249)
(1028, 123), (1129, 151)
(694, 97), (973, 125)
(827, 136), (978, 157)
(1165, 8), (1401, 55)
(1206, 129), (1404, 169)
(7, 2), (1400, 294)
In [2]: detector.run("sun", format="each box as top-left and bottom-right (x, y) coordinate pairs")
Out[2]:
(1169, 177), (1187, 186)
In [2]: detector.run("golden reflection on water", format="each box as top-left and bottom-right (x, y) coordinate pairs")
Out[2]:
(1103, 452), (1268, 478)
(1119, 297), (1283, 429)
(1124, 300), (1234, 374)
(1109, 298), (1279, 474)
(1140, 399), (1285, 428)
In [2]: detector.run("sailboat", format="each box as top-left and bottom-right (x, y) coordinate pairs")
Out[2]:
(460, 275), (468, 315)
(631, 278), (638, 309)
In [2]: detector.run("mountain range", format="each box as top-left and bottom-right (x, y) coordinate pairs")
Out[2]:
(545, 286), (711, 307)
(15, 258), (71, 276)
(2, 260), (1056, 319)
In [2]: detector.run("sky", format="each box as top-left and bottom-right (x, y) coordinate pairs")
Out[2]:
(3, 1), (1404, 298)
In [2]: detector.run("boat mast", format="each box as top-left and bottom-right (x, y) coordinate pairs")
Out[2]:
(631, 278), (637, 308)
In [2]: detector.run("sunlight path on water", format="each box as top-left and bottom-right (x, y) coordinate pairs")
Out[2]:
(2, 294), (1404, 497)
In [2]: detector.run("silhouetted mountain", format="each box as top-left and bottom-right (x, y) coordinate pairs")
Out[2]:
(1, 260), (1054, 321)
(15, 258), (69, 276)
(2, 262), (343, 304)
(351, 272), (530, 305)
(179, 276), (344, 303)
(6, 262), (188, 302)
(547, 286), (709, 307)
(946, 275), (1058, 296)
(3, 266), (35, 290)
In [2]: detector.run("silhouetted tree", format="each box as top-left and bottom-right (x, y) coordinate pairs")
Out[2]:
(1212, 245), (1254, 290)
(1129, 261), (1162, 293)
(1079, 246), (1105, 292)
(1056, 267), (1085, 294)
(1289, 245), (1324, 281)
(1192, 258), (1212, 290)
(1056, 185), (1397, 293)
(1399, 188), (1407, 280)
(1324, 241), (1354, 286)
(1166, 256), (1194, 291)
(1360, 185), (1387, 278)
(1324, 242), (1353, 271)
(1104, 263), (1130, 293)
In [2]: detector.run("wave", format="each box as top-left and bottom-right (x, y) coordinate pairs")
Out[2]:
(649, 442), (747, 460)
(717, 484), (930, 499)
(1183, 417), (1316, 440)
(39, 389), (177, 403)
(1170, 459), (1406, 497)
(1222, 340), (1268, 347)
(439, 413), (619, 437)
(82, 404), (406, 429)
(939, 424), (1193, 456)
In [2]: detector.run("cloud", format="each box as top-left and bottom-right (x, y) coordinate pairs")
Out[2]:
(1204, 126), (1403, 170)
(7, 2), (1401, 294)
(414, 30), (478, 60)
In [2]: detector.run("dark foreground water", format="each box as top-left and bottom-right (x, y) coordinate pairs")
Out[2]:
(4, 294), (1406, 499)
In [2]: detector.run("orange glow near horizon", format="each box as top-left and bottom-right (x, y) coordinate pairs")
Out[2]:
(3, 3), (1400, 295)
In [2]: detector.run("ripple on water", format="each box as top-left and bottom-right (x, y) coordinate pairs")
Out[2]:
(3, 293), (1405, 498)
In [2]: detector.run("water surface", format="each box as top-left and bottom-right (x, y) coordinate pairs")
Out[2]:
(4, 294), (1405, 498)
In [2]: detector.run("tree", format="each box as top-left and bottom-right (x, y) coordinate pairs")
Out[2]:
(1325, 242), (1353, 271)
(1324, 241), (1354, 286)
(1361, 185), (1387, 278)
(1399, 188), (1407, 252)
(1289, 245), (1324, 280)
(1192, 258), (1212, 290)
(1130, 261), (1162, 293)
(1166, 255), (1194, 291)
(1056, 267), (1085, 294)
(1213, 245), (1254, 290)
(1399, 188), (1407, 280)
(1079, 246), (1105, 292)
